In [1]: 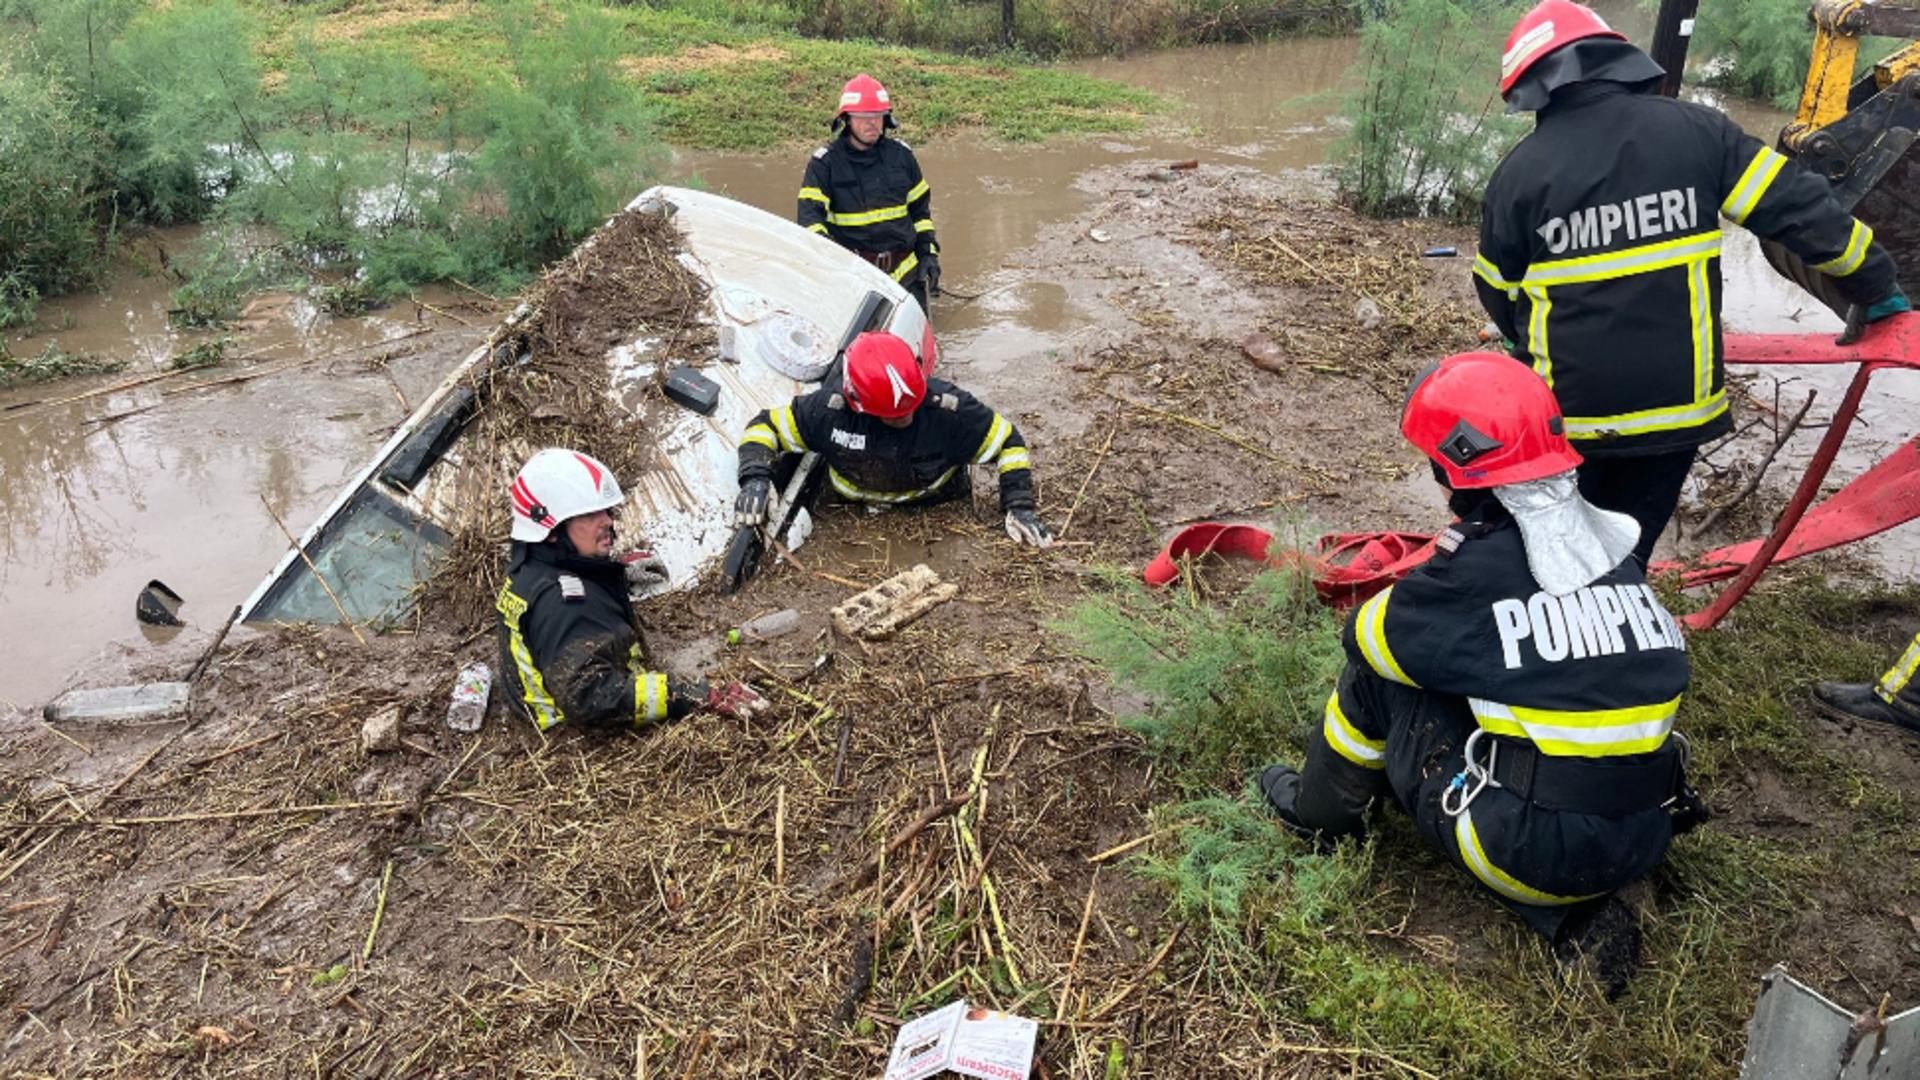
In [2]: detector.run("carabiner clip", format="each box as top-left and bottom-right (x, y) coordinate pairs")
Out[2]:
(1441, 728), (1502, 818)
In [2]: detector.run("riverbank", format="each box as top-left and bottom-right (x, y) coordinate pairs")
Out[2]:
(256, 0), (1163, 150)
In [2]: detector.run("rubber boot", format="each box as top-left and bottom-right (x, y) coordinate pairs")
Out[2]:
(1811, 681), (1920, 736)
(1552, 895), (1642, 1002)
(1257, 730), (1380, 844)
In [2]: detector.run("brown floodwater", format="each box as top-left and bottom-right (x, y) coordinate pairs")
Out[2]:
(13, 19), (1916, 708)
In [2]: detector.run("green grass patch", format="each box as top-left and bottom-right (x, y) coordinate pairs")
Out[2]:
(1065, 559), (1920, 1077)
(307, 1), (1159, 150)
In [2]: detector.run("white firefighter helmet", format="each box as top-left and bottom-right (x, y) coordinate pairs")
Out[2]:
(509, 448), (624, 542)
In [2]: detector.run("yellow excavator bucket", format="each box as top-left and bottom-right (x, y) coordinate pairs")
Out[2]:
(1769, 0), (1920, 313)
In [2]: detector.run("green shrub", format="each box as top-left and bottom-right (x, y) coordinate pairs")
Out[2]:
(1335, 0), (1525, 221)
(0, 68), (108, 296)
(1061, 563), (1342, 791)
(1686, 0), (1902, 109)
(167, 236), (275, 328)
(0, 273), (38, 330)
(0, 342), (126, 385)
(476, 1), (665, 266)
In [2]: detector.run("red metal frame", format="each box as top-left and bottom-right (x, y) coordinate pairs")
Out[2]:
(1662, 313), (1920, 629)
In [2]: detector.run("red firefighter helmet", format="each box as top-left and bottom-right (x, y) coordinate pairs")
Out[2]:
(1400, 352), (1582, 489)
(1500, 0), (1624, 98)
(833, 74), (897, 130)
(842, 331), (925, 420)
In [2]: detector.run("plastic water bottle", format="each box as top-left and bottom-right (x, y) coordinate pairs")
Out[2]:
(447, 662), (491, 733)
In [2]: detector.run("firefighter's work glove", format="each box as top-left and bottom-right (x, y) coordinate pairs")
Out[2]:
(734, 478), (772, 528)
(706, 680), (769, 720)
(1005, 507), (1053, 549)
(921, 254), (941, 298)
(619, 550), (669, 588)
(1866, 289), (1911, 323)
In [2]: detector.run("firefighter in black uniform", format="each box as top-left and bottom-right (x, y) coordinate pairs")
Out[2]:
(1259, 353), (1703, 998)
(1477, 0), (1908, 564)
(798, 74), (940, 314)
(732, 331), (1052, 548)
(1813, 628), (1920, 735)
(496, 448), (766, 733)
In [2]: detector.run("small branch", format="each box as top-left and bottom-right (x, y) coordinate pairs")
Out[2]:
(1694, 389), (1816, 537)
(261, 495), (368, 646)
(11, 799), (407, 830)
(1105, 391), (1286, 465)
(833, 789), (974, 894)
(363, 859), (394, 961)
(186, 604), (243, 686)
(1058, 408), (1119, 540)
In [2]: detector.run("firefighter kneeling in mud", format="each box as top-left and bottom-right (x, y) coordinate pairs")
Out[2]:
(496, 448), (767, 732)
(732, 330), (1053, 548)
(1259, 353), (1706, 998)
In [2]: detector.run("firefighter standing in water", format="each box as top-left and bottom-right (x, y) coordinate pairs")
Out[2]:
(1475, 0), (1907, 564)
(496, 448), (767, 733)
(1259, 353), (1705, 999)
(798, 74), (941, 314)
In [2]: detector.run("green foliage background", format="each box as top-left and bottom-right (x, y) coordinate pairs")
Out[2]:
(1336, 0), (1526, 221)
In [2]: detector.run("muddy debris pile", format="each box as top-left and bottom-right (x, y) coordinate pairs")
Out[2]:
(425, 207), (720, 629)
(1196, 199), (1484, 394)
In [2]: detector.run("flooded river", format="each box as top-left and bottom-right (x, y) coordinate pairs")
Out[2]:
(4, 11), (1916, 706)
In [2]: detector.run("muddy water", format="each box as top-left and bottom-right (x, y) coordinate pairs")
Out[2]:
(11, 19), (1910, 706)
(0, 278), (484, 707)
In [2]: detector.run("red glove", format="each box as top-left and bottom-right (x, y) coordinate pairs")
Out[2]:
(706, 681), (768, 719)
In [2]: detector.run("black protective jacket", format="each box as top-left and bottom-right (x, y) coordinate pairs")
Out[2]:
(798, 132), (937, 286)
(495, 542), (684, 732)
(738, 379), (1034, 510)
(1323, 506), (1692, 903)
(1476, 81), (1898, 456)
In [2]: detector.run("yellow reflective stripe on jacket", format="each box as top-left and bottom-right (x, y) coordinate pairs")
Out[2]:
(1688, 256), (1714, 402)
(891, 252), (919, 282)
(798, 186), (830, 207)
(1813, 220), (1874, 277)
(827, 204), (909, 227)
(1468, 695), (1679, 757)
(1473, 253), (1515, 293)
(740, 423), (777, 451)
(770, 405), (807, 452)
(905, 179), (929, 203)
(1721, 146), (1787, 225)
(1563, 389), (1728, 440)
(1323, 689), (1385, 769)
(1355, 587), (1416, 686)
(996, 446), (1030, 474)
(1524, 285), (1553, 386)
(973, 414), (1013, 464)
(807, 223), (830, 236)
(1520, 231), (1723, 288)
(829, 465), (957, 504)
(496, 584), (562, 731)
(1455, 809), (1603, 906)
(1878, 631), (1920, 700)
(635, 672), (670, 725)
(914, 219), (936, 233)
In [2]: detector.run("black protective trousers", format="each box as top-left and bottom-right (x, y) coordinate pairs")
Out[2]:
(1575, 449), (1697, 567)
(1293, 666), (1653, 941)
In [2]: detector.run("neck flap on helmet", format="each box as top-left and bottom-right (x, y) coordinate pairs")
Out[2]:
(1506, 37), (1665, 113)
(1492, 470), (1641, 595)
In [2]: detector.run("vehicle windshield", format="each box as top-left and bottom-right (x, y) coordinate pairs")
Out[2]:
(250, 486), (449, 627)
